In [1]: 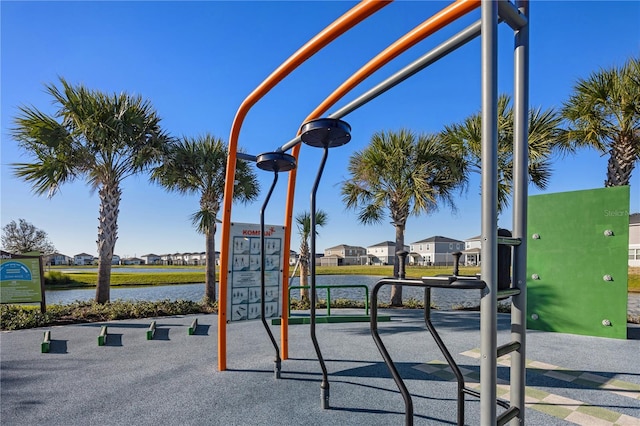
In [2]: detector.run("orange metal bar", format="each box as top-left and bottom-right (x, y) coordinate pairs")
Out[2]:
(279, 142), (300, 360)
(218, 0), (391, 372)
(281, 0), (479, 357)
(311, 0), (479, 121)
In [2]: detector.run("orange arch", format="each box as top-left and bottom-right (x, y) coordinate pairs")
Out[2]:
(218, 0), (391, 372)
(219, 0), (480, 371)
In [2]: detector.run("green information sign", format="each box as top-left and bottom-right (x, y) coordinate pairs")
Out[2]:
(1, 250), (46, 310)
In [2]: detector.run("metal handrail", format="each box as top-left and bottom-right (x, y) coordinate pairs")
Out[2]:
(288, 284), (370, 318)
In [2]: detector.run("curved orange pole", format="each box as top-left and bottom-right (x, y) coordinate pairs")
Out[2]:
(281, 0), (479, 356)
(218, 0), (391, 372)
(307, 0), (479, 122)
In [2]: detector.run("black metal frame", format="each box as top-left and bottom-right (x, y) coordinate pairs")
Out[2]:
(300, 117), (351, 409)
(370, 253), (506, 426)
(256, 151), (296, 379)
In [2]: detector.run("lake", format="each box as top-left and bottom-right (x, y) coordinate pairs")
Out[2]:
(45, 274), (640, 315)
(47, 275), (478, 308)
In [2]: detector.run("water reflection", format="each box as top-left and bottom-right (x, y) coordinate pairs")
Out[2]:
(46, 275), (480, 310)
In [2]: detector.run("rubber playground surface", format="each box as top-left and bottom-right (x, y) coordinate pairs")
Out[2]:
(1, 309), (639, 425)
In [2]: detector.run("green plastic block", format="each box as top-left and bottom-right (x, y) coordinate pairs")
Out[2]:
(188, 318), (198, 335)
(98, 326), (108, 346)
(41, 330), (51, 353)
(146, 321), (156, 340)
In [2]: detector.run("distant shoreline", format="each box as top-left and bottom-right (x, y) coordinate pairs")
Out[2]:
(45, 265), (640, 293)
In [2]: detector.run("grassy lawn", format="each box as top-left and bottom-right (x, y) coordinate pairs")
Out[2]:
(45, 265), (640, 292)
(50, 272), (207, 287)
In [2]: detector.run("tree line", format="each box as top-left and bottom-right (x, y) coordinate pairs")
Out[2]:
(7, 56), (639, 306)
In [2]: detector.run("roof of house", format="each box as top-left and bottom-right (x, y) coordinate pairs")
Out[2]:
(325, 244), (366, 251)
(631, 213), (640, 225)
(410, 236), (463, 244)
(367, 241), (395, 248)
(74, 253), (93, 257)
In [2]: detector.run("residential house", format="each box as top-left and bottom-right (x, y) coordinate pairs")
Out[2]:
(157, 251), (218, 266)
(630, 213), (640, 267)
(111, 255), (121, 265)
(160, 254), (173, 265)
(366, 241), (409, 265)
(46, 252), (72, 266)
(172, 253), (186, 265)
(141, 254), (162, 265)
(463, 235), (481, 266)
(121, 257), (143, 265)
(182, 252), (194, 265)
(73, 253), (94, 266)
(321, 244), (366, 266)
(182, 252), (200, 265)
(408, 236), (464, 266)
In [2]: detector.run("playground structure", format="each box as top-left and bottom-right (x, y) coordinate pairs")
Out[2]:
(218, 1), (530, 424)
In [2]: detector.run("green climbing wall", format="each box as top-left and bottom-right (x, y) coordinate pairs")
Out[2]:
(527, 186), (629, 339)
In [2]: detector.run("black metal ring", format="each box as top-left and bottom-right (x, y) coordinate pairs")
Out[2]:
(299, 118), (351, 148)
(256, 152), (297, 172)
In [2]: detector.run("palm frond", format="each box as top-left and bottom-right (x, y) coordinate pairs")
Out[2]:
(341, 128), (465, 226)
(151, 133), (259, 234)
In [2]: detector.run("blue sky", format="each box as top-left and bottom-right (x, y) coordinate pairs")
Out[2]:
(1, 1), (639, 259)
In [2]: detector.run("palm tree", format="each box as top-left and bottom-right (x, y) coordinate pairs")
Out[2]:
(440, 94), (564, 212)
(151, 134), (259, 302)
(11, 78), (171, 303)
(295, 210), (328, 302)
(341, 129), (466, 306)
(561, 56), (639, 187)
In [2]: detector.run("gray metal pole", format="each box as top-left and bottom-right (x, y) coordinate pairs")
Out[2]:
(330, 19), (483, 120)
(511, 1), (529, 423)
(498, 0), (527, 30)
(277, 19), (484, 154)
(480, 1), (499, 424)
(237, 152), (257, 162)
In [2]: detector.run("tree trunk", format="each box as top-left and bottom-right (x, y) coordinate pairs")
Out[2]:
(605, 135), (635, 187)
(95, 183), (120, 304)
(204, 223), (216, 302)
(299, 241), (309, 302)
(389, 222), (405, 307)
(300, 262), (309, 302)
